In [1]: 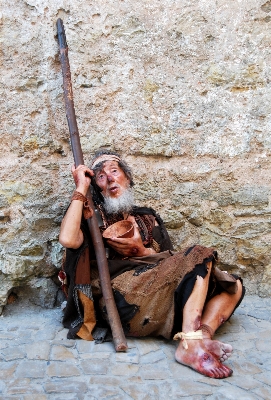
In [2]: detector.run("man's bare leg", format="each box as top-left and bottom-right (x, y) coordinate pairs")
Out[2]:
(199, 279), (243, 362)
(174, 262), (243, 378)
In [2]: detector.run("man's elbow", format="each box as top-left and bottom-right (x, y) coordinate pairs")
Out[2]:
(59, 233), (79, 249)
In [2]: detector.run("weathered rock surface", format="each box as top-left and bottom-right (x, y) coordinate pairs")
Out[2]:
(1, 0), (271, 311)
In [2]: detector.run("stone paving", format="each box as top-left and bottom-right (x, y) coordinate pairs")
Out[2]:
(0, 295), (271, 399)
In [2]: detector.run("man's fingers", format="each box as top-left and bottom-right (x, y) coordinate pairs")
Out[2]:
(107, 237), (129, 245)
(133, 226), (141, 238)
(72, 164), (94, 178)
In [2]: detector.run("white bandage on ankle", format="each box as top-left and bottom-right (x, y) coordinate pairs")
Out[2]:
(173, 330), (203, 350)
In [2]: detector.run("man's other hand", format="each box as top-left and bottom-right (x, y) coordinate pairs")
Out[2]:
(106, 216), (155, 257)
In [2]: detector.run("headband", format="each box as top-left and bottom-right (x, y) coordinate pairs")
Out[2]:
(91, 154), (121, 169)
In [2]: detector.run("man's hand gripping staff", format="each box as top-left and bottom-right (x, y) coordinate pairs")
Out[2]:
(56, 18), (128, 352)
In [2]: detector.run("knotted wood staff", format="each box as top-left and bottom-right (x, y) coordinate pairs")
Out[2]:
(56, 18), (128, 352)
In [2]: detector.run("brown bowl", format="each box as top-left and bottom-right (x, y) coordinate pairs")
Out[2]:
(102, 220), (134, 239)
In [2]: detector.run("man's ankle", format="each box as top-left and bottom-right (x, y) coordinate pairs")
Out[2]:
(198, 324), (214, 339)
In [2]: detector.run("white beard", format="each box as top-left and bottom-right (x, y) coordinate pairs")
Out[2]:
(103, 187), (134, 215)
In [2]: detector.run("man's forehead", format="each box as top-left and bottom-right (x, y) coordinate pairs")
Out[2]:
(96, 160), (121, 173)
(91, 154), (121, 169)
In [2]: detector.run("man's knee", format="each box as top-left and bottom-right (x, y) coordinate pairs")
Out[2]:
(235, 278), (245, 304)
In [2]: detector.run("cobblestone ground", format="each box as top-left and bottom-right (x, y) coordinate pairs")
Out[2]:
(0, 295), (271, 399)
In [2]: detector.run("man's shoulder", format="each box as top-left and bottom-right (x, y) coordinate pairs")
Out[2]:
(132, 206), (158, 216)
(132, 206), (165, 224)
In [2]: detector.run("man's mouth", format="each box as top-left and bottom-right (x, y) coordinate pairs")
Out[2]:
(108, 185), (120, 195)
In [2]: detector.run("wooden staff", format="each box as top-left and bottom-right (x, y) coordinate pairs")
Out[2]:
(56, 18), (128, 352)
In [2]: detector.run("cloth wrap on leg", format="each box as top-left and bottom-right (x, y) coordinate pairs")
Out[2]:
(62, 244), (97, 340)
(99, 245), (218, 339)
(62, 241), (243, 341)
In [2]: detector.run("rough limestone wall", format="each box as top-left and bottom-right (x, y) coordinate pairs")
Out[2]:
(1, 0), (271, 312)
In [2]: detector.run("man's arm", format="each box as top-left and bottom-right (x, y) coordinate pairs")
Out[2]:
(59, 200), (84, 249)
(59, 164), (94, 249)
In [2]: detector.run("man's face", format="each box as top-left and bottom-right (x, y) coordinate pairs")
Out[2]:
(95, 160), (130, 199)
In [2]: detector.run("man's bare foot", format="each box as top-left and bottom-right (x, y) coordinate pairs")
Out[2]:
(204, 338), (232, 362)
(175, 339), (233, 379)
(199, 326), (233, 362)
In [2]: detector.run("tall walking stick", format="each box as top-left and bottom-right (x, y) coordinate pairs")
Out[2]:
(56, 18), (128, 352)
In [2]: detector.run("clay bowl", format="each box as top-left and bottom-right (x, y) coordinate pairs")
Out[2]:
(102, 220), (134, 239)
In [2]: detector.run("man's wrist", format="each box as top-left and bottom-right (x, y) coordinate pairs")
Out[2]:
(71, 191), (94, 219)
(71, 190), (87, 203)
(144, 247), (156, 256)
(75, 187), (88, 196)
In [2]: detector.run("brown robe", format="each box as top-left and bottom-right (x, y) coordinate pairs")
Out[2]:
(61, 207), (241, 341)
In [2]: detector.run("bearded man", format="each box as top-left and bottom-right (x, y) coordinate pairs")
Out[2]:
(59, 149), (245, 379)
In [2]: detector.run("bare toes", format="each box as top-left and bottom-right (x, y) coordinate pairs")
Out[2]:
(204, 339), (232, 361)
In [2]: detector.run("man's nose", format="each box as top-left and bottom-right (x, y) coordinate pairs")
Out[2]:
(107, 174), (115, 182)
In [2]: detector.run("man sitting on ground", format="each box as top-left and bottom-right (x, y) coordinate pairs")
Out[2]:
(59, 149), (245, 379)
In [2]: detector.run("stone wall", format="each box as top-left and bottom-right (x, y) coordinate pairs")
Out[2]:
(1, 0), (271, 312)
